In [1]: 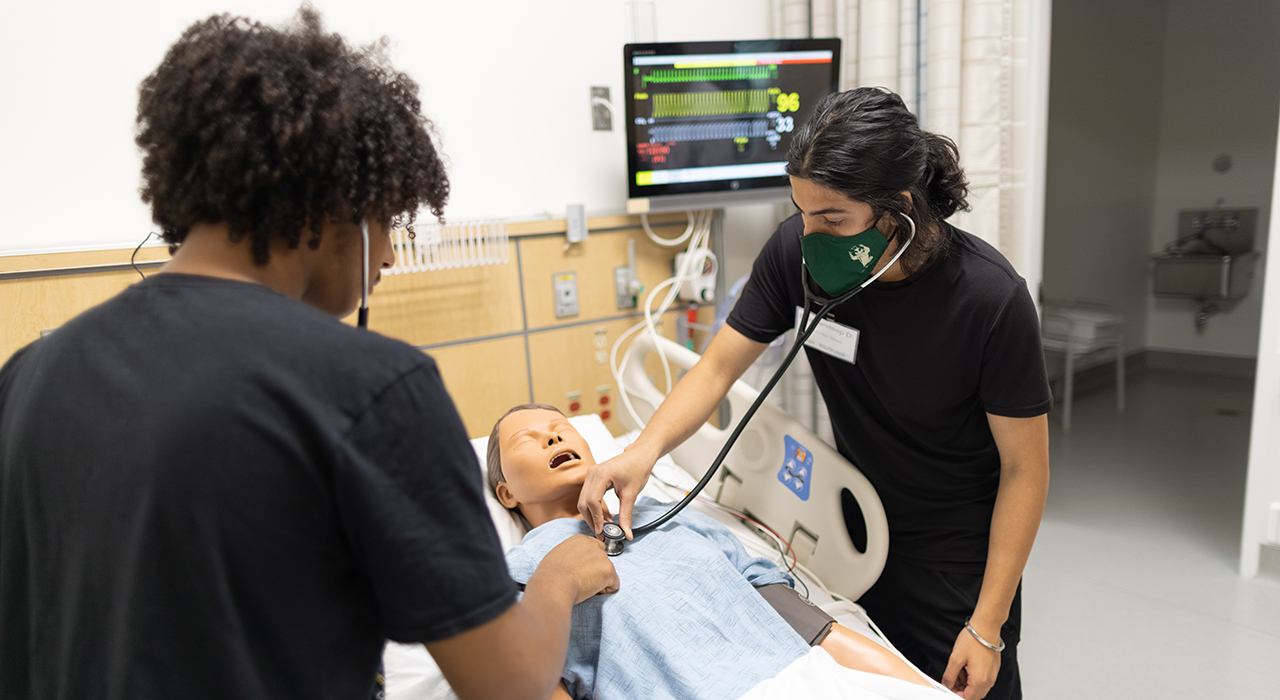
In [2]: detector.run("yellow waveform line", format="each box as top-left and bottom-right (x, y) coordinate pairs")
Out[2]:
(652, 90), (771, 118)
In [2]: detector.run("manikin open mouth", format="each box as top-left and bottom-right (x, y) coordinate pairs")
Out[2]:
(548, 449), (580, 469)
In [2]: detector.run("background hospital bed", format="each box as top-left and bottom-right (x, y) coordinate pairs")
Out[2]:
(385, 335), (925, 699)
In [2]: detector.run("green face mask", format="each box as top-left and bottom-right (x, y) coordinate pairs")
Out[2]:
(800, 227), (892, 297)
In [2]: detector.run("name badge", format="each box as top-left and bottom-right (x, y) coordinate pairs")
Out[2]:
(795, 307), (859, 364)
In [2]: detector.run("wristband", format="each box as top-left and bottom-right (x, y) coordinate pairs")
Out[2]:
(964, 617), (1006, 652)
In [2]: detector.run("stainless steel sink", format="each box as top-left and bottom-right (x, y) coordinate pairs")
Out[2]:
(1150, 252), (1258, 299)
(1150, 208), (1259, 300)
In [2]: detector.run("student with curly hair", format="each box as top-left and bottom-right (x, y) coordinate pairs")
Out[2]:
(0, 8), (615, 700)
(579, 88), (1052, 700)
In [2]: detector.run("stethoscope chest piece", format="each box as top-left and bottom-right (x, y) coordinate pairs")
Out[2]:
(602, 523), (625, 556)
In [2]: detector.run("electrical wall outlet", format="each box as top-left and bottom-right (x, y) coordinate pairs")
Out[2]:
(553, 272), (579, 318)
(614, 265), (637, 309)
(1267, 502), (1280, 544)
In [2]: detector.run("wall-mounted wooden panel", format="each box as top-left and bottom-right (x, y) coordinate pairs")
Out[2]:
(1, 248), (172, 360)
(519, 222), (699, 330)
(525, 306), (715, 436)
(1, 214), (724, 445)
(360, 241), (523, 347)
(428, 335), (530, 439)
(0, 246), (169, 273)
(1, 271), (144, 359)
(527, 313), (670, 436)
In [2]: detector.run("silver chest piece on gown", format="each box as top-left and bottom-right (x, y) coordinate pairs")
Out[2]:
(602, 522), (625, 556)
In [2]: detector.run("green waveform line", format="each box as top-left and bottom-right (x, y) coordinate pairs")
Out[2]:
(642, 65), (778, 87)
(652, 90), (771, 118)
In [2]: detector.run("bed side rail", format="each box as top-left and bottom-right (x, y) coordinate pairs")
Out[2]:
(618, 334), (888, 600)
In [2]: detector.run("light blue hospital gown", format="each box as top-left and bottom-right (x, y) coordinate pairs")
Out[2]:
(504, 499), (812, 700)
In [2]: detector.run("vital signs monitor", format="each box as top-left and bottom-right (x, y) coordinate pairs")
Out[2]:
(624, 39), (841, 213)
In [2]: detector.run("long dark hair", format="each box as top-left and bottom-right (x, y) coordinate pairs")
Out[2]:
(786, 87), (969, 274)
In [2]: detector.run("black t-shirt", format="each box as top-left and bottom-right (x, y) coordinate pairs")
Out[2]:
(0, 274), (516, 700)
(727, 215), (1051, 572)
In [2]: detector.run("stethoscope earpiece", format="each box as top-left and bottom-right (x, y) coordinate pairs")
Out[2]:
(358, 220), (370, 329)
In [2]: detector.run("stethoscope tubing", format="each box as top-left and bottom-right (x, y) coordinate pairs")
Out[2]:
(358, 220), (370, 329)
(629, 217), (917, 537)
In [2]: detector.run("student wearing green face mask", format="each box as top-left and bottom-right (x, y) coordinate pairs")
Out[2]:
(579, 87), (1051, 700)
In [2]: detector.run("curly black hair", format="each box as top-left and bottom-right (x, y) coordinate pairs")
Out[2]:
(787, 88), (970, 275)
(135, 5), (448, 264)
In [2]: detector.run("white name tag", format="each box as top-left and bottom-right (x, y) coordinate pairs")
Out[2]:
(795, 307), (860, 364)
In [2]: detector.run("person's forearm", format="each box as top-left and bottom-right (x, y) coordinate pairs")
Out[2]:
(628, 327), (767, 462)
(971, 459), (1049, 640)
(501, 568), (580, 697)
(627, 358), (738, 461)
(433, 570), (578, 700)
(429, 537), (615, 700)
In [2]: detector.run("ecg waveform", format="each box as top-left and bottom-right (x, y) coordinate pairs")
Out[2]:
(641, 65), (778, 87)
(648, 119), (769, 143)
(652, 90), (771, 118)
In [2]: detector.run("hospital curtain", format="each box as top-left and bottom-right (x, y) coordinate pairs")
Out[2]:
(769, 0), (1034, 273)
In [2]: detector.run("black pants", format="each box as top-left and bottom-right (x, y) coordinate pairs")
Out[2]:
(857, 557), (1022, 700)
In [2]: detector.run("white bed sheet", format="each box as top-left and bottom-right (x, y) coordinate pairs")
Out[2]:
(383, 416), (942, 699)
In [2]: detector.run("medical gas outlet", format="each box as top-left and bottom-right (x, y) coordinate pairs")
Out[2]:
(616, 238), (644, 310)
(674, 250), (716, 303)
(597, 385), (611, 422)
(553, 272), (579, 318)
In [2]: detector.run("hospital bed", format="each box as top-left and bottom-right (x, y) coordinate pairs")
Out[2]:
(384, 335), (941, 699)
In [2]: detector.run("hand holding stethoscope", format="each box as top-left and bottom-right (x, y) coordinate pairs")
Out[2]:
(613, 215), (918, 549)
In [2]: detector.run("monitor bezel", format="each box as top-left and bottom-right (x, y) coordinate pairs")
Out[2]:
(623, 38), (842, 207)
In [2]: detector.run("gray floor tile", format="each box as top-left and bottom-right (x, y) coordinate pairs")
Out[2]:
(1021, 370), (1280, 699)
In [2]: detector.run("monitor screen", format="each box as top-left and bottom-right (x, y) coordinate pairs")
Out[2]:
(624, 39), (841, 212)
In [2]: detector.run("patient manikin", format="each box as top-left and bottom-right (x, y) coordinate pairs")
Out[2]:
(490, 406), (946, 700)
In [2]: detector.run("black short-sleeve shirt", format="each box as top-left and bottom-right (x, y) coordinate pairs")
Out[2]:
(727, 215), (1051, 572)
(0, 274), (516, 699)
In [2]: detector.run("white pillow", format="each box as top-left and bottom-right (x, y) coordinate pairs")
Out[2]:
(469, 413), (623, 552)
(384, 415), (627, 700)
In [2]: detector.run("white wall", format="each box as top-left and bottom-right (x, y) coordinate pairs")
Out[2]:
(1144, 0), (1280, 357)
(1041, 0), (1168, 353)
(0, 0), (773, 256)
(1241, 106), (1280, 576)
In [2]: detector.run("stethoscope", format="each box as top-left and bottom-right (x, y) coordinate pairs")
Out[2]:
(602, 215), (918, 557)
(358, 220), (371, 329)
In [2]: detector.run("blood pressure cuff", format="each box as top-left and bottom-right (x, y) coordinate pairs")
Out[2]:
(754, 583), (836, 646)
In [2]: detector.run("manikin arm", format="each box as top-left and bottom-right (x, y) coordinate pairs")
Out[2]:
(820, 624), (934, 687)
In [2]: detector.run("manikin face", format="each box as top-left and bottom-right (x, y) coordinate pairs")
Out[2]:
(494, 409), (597, 512)
(302, 217), (396, 318)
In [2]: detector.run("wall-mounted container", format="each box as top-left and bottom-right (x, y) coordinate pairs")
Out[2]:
(1150, 252), (1258, 299)
(1151, 208), (1258, 300)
